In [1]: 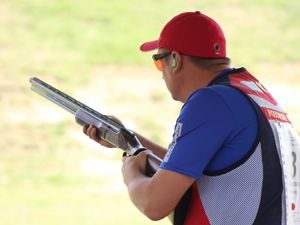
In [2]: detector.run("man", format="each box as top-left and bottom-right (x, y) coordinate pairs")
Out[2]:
(84, 11), (300, 225)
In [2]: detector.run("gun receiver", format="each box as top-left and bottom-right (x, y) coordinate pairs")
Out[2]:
(29, 77), (161, 175)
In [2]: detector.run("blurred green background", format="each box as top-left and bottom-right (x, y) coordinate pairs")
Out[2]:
(1, 0), (299, 224)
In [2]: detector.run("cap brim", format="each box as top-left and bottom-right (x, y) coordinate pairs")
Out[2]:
(140, 40), (159, 52)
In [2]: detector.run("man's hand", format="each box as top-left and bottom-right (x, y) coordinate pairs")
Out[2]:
(121, 150), (195, 221)
(122, 150), (151, 185)
(83, 115), (123, 148)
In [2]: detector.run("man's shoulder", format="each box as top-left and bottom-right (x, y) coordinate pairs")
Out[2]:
(186, 85), (245, 108)
(180, 86), (237, 125)
(182, 84), (256, 125)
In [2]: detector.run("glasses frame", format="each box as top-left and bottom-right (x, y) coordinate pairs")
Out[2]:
(152, 51), (172, 61)
(152, 51), (172, 71)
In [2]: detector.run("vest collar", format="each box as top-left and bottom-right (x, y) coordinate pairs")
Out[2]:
(207, 67), (246, 86)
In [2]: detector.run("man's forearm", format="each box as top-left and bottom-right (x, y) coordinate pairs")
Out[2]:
(125, 172), (155, 217)
(122, 158), (166, 221)
(135, 132), (167, 159)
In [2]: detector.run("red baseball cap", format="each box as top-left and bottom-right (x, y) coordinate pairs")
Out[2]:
(140, 11), (226, 58)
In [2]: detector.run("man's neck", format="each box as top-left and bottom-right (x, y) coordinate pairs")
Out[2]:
(181, 65), (230, 103)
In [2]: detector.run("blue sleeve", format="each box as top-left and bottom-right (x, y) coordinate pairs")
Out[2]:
(160, 88), (234, 179)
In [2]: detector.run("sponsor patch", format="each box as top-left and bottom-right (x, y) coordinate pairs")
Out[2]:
(263, 107), (290, 123)
(163, 122), (183, 163)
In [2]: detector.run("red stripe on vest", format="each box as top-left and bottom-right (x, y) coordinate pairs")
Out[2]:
(228, 71), (291, 124)
(184, 183), (210, 225)
(228, 71), (278, 105)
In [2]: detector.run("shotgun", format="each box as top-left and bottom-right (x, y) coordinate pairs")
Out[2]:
(29, 77), (161, 176)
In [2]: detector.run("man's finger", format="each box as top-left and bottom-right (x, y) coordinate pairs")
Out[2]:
(91, 127), (101, 142)
(122, 152), (130, 163)
(86, 124), (94, 137)
(91, 127), (97, 138)
(83, 124), (88, 135)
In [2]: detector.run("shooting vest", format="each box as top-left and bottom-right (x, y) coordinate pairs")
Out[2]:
(171, 68), (300, 225)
